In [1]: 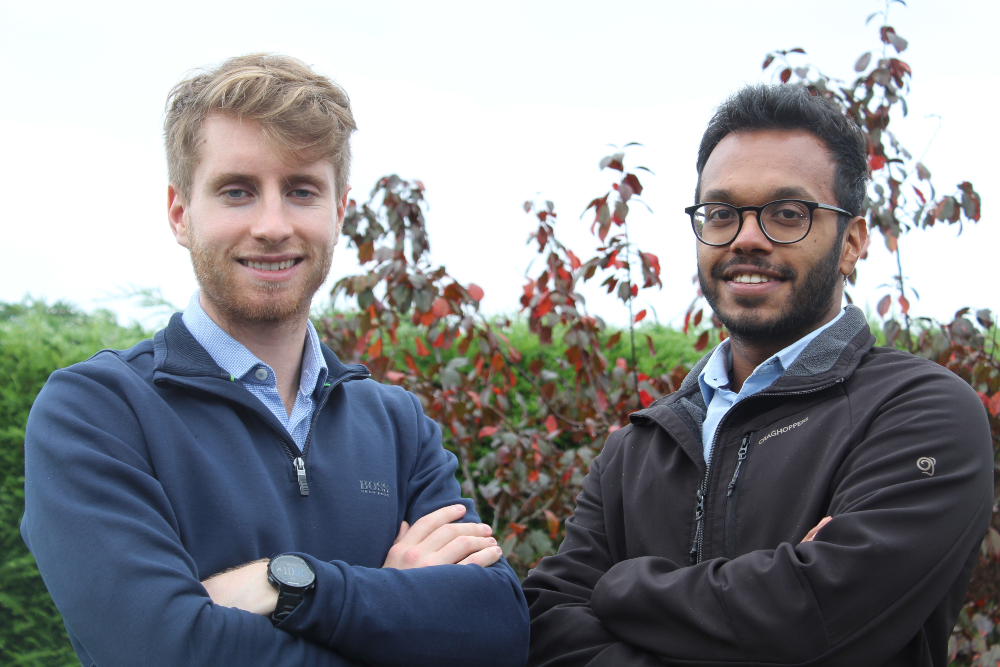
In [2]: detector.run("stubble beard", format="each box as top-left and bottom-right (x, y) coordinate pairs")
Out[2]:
(698, 237), (843, 345)
(188, 230), (334, 327)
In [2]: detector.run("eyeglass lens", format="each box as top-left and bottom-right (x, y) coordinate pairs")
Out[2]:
(693, 201), (811, 245)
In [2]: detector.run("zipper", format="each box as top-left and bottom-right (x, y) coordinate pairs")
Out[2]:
(688, 377), (843, 565)
(277, 369), (369, 497)
(724, 433), (753, 559)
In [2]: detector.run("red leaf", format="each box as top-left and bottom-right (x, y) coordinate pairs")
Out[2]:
(989, 392), (1000, 418)
(693, 309), (703, 327)
(467, 283), (484, 301)
(367, 337), (383, 359)
(869, 154), (886, 171)
(385, 370), (405, 382)
(616, 358), (627, 371)
(694, 331), (709, 351)
(762, 54), (775, 70)
(639, 390), (653, 408)
(621, 173), (643, 198)
(780, 68), (792, 83)
(528, 470), (539, 483)
(877, 294), (891, 318)
(633, 309), (647, 324)
(544, 509), (560, 539)
(644, 334), (656, 357)
(478, 425), (499, 438)
(432, 298), (451, 318)
(595, 390), (608, 412)
(606, 331), (622, 350)
(545, 415), (558, 433)
(912, 186), (926, 204)
(630, 284), (638, 298)
(567, 250), (582, 270)
(898, 295), (910, 315)
(414, 337), (430, 357)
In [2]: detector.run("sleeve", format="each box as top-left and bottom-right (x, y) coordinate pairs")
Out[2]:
(274, 391), (530, 667)
(20, 367), (362, 667)
(590, 370), (995, 665)
(520, 438), (662, 667)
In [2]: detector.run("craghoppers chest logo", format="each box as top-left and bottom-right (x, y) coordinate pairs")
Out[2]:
(917, 457), (936, 476)
(757, 417), (809, 445)
(360, 480), (390, 497)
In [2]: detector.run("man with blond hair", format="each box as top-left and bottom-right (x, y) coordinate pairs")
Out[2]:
(21, 54), (528, 667)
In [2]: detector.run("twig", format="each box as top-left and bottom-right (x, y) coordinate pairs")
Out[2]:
(623, 219), (642, 410)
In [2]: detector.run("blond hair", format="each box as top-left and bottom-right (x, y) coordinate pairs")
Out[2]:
(164, 53), (356, 200)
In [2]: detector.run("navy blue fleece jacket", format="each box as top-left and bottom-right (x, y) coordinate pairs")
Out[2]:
(20, 314), (528, 667)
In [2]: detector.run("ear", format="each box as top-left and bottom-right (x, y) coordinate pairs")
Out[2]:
(333, 184), (351, 243)
(168, 184), (191, 249)
(839, 216), (868, 277)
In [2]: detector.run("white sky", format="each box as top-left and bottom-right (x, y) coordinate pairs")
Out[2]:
(2, 0), (997, 329)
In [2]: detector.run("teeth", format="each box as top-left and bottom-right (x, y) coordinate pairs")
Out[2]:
(732, 273), (771, 284)
(245, 260), (296, 271)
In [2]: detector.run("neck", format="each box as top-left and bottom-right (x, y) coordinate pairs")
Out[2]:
(200, 294), (308, 416)
(727, 303), (842, 393)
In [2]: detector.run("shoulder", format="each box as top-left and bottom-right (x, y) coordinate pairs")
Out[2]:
(41, 338), (156, 398)
(849, 346), (983, 408)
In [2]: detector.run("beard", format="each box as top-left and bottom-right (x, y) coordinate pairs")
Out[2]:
(188, 229), (334, 327)
(698, 237), (843, 344)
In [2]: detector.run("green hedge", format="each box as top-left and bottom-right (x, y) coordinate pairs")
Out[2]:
(0, 301), (147, 667)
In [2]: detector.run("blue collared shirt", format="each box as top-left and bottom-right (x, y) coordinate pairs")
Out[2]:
(182, 292), (328, 451)
(698, 308), (846, 465)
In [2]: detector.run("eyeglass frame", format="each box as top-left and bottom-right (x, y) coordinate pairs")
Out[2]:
(684, 199), (853, 246)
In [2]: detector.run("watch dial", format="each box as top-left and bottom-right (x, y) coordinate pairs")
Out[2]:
(270, 555), (315, 587)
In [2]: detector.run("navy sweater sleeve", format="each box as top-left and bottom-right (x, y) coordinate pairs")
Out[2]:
(276, 392), (530, 667)
(21, 368), (363, 667)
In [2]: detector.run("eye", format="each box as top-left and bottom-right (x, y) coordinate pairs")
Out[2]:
(290, 189), (314, 199)
(705, 206), (737, 224)
(223, 188), (251, 199)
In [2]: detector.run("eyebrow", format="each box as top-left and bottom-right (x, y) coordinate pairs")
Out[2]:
(205, 172), (331, 193)
(700, 185), (816, 204)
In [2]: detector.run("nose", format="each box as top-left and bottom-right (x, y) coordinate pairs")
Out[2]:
(250, 189), (294, 245)
(728, 210), (773, 255)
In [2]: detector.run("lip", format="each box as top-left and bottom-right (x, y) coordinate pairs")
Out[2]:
(237, 256), (303, 279)
(721, 265), (787, 296)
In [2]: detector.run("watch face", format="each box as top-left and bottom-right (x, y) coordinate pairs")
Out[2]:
(269, 555), (315, 587)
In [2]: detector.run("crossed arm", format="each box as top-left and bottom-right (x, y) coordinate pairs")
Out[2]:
(203, 504), (503, 615)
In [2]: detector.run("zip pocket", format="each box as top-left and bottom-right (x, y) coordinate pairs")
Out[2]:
(724, 432), (754, 559)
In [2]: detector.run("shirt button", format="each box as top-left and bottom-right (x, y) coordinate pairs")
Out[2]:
(255, 368), (269, 381)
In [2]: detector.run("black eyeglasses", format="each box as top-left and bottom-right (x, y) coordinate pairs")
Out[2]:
(685, 199), (852, 246)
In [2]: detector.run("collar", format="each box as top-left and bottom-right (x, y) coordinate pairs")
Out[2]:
(181, 292), (328, 396)
(697, 307), (847, 407)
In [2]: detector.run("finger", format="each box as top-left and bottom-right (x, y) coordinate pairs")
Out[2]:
(419, 521), (493, 554)
(801, 516), (832, 543)
(433, 535), (498, 565)
(458, 546), (504, 568)
(393, 521), (410, 545)
(395, 505), (467, 548)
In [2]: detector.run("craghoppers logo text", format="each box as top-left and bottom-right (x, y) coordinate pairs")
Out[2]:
(758, 417), (809, 445)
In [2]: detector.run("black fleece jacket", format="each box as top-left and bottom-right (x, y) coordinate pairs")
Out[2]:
(523, 305), (993, 666)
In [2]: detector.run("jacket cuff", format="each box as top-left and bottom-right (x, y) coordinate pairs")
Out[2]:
(274, 553), (349, 645)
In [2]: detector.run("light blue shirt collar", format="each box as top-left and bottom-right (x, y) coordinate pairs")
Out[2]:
(696, 308), (846, 464)
(181, 292), (328, 397)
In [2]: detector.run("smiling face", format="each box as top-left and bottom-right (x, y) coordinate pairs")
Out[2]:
(168, 113), (348, 328)
(696, 129), (865, 347)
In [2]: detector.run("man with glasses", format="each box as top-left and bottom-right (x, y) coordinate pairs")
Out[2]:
(523, 84), (992, 666)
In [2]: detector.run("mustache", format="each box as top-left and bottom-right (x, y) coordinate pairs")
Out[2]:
(709, 257), (796, 281)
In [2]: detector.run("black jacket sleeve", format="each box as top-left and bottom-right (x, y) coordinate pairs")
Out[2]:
(590, 369), (994, 664)
(523, 432), (661, 666)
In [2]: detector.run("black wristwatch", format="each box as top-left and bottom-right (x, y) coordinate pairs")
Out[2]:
(267, 554), (316, 624)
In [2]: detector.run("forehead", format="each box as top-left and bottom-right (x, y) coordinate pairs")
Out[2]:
(193, 113), (334, 183)
(699, 129), (837, 204)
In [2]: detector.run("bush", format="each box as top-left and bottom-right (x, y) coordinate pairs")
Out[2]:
(0, 300), (147, 667)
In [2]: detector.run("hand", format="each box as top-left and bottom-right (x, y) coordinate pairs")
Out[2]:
(202, 558), (278, 616)
(383, 504), (503, 570)
(800, 516), (832, 543)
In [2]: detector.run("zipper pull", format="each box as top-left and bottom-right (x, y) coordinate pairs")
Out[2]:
(294, 457), (309, 496)
(727, 434), (752, 496)
(689, 489), (706, 565)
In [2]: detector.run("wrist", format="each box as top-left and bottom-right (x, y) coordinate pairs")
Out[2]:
(267, 554), (316, 624)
